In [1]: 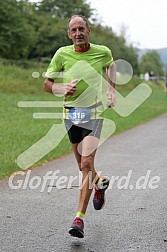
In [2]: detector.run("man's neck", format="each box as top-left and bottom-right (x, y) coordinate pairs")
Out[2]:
(74, 43), (90, 52)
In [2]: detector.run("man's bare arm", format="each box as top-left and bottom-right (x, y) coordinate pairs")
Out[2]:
(106, 63), (116, 107)
(43, 78), (78, 95)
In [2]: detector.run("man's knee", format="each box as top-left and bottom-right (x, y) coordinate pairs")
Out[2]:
(81, 156), (93, 172)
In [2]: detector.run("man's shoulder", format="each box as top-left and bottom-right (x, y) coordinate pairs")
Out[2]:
(57, 45), (74, 53)
(90, 43), (111, 53)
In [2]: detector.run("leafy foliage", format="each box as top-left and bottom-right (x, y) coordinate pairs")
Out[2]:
(0, 0), (145, 74)
(0, 0), (37, 59)
(38, 0), (93, 18)
(140, 50), (164, 76)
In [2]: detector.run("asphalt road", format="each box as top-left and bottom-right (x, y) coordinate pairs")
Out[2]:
(0, 114), (167, 252)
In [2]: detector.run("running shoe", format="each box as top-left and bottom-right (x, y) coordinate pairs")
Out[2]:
(93, 177), (110, 210)
(69, 217), (84, 238)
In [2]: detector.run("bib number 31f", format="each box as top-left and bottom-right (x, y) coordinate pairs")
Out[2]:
(68, 108), (91, 124)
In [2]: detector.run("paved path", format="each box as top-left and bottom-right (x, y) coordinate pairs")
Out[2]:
(0, 114), (167, 252)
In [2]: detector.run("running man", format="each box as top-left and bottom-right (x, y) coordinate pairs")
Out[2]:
(43, 15), (116, 238)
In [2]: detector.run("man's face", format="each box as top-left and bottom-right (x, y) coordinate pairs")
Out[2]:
(68, 17), (90, 47)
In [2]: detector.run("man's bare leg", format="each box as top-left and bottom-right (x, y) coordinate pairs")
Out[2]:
(72, 136), (99, 214)
(69, 135), (109, 238)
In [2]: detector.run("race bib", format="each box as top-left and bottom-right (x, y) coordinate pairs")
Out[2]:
(68, 108), (91, 124)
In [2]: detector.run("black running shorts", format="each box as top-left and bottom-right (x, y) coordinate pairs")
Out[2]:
(64, 119), (103, 144)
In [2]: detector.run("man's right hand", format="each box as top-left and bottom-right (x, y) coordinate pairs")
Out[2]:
(44, 78), (78, 95)
(64, 79), (78, 95)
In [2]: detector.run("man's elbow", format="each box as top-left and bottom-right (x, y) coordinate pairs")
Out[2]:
(43, 78), (53, 93)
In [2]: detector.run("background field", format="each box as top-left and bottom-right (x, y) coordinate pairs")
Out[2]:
(0, 63), (167, 179)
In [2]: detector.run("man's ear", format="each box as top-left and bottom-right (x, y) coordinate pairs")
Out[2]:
(67, 31), (71, 39)
(88, 26), (91, 33)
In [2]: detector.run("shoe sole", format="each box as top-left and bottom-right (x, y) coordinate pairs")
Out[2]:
(99, 197), (106, 210)
(69, 228), (84, 238)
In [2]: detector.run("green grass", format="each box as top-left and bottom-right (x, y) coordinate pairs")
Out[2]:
(0, 64), (167, 179)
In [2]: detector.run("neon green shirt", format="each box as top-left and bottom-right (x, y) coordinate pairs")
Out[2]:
(45, 43), (113, 118)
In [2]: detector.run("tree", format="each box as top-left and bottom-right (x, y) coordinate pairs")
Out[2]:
(0, 0), (37, 59)
(29, 16), (70, 58)
(37, 0), (93, 19)
(0, 0), (141, 71)
(140, 50), (164, 76)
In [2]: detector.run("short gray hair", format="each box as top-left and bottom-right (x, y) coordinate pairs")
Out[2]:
(68, 15), (89, 31)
